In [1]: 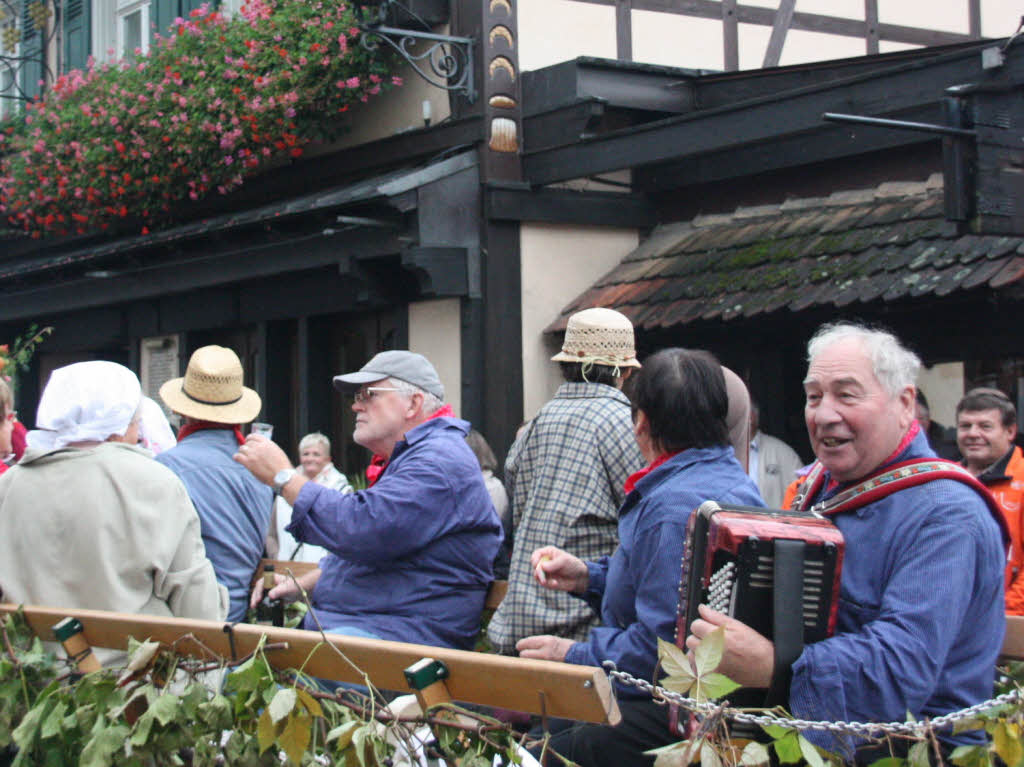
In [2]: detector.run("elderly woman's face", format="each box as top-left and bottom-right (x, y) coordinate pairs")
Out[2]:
(300, 443), (331, 479)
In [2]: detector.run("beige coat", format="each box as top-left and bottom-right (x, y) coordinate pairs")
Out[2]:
(0, 442), (227, 659)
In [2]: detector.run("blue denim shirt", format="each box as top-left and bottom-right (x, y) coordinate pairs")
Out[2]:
(156, 428), (273, 622)
(791, 431), (1006, 756)
(565, 445), (763, 695)
(288, 417), (502, 649)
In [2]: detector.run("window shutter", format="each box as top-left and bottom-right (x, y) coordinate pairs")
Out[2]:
(149, 0), (177, 39)
(19, 0), (43, 100)
(63, 0), (91, 72)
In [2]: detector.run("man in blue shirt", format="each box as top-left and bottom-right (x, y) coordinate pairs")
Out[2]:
(236, 350), (502, 650)
(157, 345), (273, 623)
(687, 323), (1006, 761)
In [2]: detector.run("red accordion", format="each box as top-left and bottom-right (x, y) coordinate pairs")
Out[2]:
(670, 501), (845, 734)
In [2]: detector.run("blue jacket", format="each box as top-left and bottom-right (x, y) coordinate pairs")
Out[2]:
(156, 429), (273, 622)
(791, 431), (1006, 755)
(288, 417), (502, 649)
(565, 445), (763, 695)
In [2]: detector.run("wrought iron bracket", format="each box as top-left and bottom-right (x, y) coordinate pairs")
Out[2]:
(359, 23), (475, 104)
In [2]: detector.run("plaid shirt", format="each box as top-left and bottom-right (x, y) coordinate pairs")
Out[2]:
(487, 382), (644, 653)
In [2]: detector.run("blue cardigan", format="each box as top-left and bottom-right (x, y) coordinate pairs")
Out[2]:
(565, 444), (763, 695)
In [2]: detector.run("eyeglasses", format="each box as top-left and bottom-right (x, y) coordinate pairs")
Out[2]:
(353, 387), (401, 403)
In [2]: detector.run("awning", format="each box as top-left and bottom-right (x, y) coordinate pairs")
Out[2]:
(551, 174), (1024, 332)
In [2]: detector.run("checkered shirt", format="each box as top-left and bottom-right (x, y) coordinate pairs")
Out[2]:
(487, 382), (644, 654)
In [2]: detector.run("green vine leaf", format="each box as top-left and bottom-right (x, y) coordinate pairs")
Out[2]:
(699, 672), (742, 701)
(279, 709), (312, 766)
(797, 734), (825, 767)
(646, 738), (695, 767)
(908, 740), (931, 767)
(772, 731), (803, 764)
(867, 758), (903, 767)
(256, 708), (278, 755)
(269, 687), (298, 724)
(694, 627), (726, 677)
(741, 741), (771, 766)
(951, 744), (991, 767)
(79, 723), (130, 767)
(993, 720), (1023, 767)
(326, 720), (359, 750)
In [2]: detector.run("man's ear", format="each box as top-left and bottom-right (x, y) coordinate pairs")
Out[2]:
(406, 392), (424, 419)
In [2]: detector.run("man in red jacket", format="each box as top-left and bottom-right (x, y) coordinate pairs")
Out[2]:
(957, 387), (1024, 614)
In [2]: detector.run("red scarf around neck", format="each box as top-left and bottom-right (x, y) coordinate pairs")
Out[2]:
(366, 404), (456, 486)
(177, 420), (246, 446)
(624, 450), (682, 495)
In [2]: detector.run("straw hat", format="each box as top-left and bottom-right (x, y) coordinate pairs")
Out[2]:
(159, 345), (261, 424)
(551, 307), (641, 369)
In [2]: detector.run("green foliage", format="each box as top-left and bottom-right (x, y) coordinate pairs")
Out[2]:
(0, 608), (547, 766)
(653, 639), (1024, 767)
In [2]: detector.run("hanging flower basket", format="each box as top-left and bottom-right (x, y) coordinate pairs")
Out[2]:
(0, 0), (401, 238)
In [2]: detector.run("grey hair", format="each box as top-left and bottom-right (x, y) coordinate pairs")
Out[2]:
(298, 431), (331, 454)
(807, 322), (920, 397)
(389, 378), (444, 415)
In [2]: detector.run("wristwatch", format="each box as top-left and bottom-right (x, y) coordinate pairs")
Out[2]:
(273, 468), (298, 494)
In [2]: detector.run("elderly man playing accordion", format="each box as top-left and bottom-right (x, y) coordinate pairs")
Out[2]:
(687, 322), (1007, 761)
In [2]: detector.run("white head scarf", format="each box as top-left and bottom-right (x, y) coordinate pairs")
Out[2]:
(28, 361), (142, 450)
(137, 396), (177, 455)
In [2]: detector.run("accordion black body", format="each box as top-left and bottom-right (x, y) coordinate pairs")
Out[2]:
(670, 501), (845, 735)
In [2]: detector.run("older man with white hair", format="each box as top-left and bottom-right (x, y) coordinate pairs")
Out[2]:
(236, 350), (501, 650)
(687, 322), (1006, 761)
(0, 361), (226, 664)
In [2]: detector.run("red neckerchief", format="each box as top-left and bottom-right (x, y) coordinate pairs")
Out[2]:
(823, 420), (921, 494)
(366, 404), (456, 486)
(176, 420), (246, 446)
(624, 450), (682, 496)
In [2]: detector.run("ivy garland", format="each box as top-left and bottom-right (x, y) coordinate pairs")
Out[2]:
(0, 0), (400, 239)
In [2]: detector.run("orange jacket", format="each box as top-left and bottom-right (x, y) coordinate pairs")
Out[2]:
(982, 446), (1024, 615)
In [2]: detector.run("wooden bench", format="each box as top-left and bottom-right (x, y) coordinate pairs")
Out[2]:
(0, 602), (619, 725)
(253, 558), (509, 610)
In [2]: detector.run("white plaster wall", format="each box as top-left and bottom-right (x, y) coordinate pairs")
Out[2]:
(520, 223), (639, 422)
(518, 0), (1020, 74)
(408, 298), (462, 417)
(918, 362), (965, 430)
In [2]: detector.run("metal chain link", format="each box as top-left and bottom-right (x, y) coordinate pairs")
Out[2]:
(602, 663), (1023, 739)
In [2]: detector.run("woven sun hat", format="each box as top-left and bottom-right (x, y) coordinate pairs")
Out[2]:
(159, 345), (262, 424)
(333, 350), (444, 401)
(550, 307), (641, 369)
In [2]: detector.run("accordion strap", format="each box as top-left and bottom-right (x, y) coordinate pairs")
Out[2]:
(792, 458), (1009, 545)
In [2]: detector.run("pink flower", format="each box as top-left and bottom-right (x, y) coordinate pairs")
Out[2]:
(346, 76), (360, 88)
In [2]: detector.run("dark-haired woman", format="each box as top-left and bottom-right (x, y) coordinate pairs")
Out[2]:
(517, 348), (764, 767)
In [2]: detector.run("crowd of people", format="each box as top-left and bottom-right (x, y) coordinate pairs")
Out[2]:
(0, 310), (1018, 765)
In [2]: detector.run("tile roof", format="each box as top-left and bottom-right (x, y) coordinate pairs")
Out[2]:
(550, 174), (1024, 332)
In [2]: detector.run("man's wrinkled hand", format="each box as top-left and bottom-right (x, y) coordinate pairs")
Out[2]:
(686, 604), (775, 688)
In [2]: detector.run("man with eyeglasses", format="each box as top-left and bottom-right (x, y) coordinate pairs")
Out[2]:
(957, 387), (1024, 614)
(235, 350), (502, 649)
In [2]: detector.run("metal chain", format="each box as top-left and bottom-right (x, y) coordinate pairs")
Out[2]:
(603, 663), (1023, 738)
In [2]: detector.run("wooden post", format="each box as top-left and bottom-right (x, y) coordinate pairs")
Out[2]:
(52, 616), (101, 674)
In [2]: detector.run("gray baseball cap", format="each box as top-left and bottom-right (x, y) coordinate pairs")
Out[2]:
(333, 350), (445, 400)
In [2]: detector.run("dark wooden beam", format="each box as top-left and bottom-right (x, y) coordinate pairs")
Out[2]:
(0, 228), (405, 322)
(763, 0), (797, 68)
(864, 0), (880, 55)
(567, 0), (975, 47)
(523, 47), (991, 185)
(637, 105), (939, 191)
(722, 0), (738, 71)
(485, 184), (657, 228)
(616, 0), (633, 61)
